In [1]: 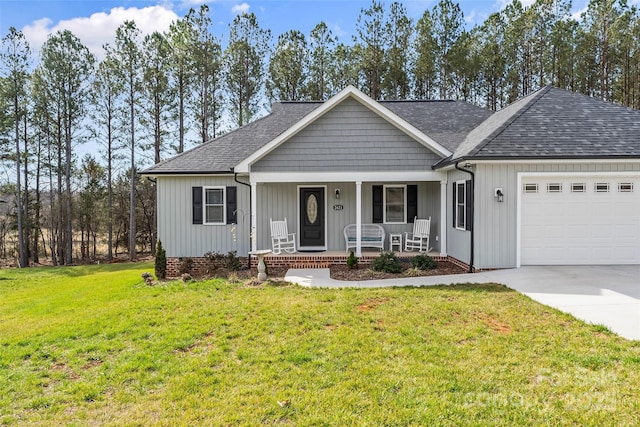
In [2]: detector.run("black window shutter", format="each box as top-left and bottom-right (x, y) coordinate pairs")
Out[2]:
(226, 186), (237, 224)
(192, 186), (203, 225)
(452, 182), (457, 227)
(407, 185), (418, 223)
(372, 185), (383, 223)
(465, 180), (473, 231)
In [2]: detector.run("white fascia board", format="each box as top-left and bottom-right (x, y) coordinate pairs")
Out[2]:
(235, 86), (451, 173)
(250, 171), (447, 184)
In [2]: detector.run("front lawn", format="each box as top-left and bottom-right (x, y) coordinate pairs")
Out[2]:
(1, 264), (639, 426)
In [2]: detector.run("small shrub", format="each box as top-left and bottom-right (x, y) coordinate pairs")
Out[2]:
(346, 251), (358, 270)
(225, 251), (243, 271)
(181, 273), (193, 283)
(141, 272), (155, 286)
(155, 240), (166, 279)
(179, 257), (194, 275)
(204, 251), (225, 274)
(411, 254), (437, 270)
(371, 252), (402, 274)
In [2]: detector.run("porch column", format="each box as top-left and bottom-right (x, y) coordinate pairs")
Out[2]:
(355, 181), (362, 257)
(440, 181), (447, 256)
(251, 182), (257, 253)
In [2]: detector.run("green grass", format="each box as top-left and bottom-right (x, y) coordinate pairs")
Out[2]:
(1, 264), (639, 426)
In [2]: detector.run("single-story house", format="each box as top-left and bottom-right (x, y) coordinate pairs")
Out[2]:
(142, 85), (640, 273)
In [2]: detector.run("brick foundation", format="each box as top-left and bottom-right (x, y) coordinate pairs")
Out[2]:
(166, 253), (468, 278)
(166, 256), (250, 277)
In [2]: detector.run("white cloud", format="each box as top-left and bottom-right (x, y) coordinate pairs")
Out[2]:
(22, 5), (179, 60)
(331, 24), (347, 39)
(231, 3), (250, 15)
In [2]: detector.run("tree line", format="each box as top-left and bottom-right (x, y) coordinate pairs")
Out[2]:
(1, 0), (639, 267)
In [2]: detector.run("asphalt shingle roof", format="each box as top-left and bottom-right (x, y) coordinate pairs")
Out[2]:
(382, 100), (493, 153)
(453, 86), (640, 161)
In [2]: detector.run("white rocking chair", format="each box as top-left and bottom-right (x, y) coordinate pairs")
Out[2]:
(405, 217), (432, 252)
(270, 218), (296, 255)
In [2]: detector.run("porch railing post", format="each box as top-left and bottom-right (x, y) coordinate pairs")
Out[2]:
(356, 181), (362, 257)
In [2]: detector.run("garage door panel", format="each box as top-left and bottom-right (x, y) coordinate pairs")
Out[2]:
(521, 176), (640, 265)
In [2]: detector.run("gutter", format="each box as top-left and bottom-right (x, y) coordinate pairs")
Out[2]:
(454, 162), (474, 273)
(234, 171), (252, 270)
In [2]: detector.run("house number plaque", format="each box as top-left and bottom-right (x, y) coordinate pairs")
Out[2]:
(333, 205), (344, 210)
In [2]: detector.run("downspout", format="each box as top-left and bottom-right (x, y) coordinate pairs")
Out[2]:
(454, 161), (474, 273)
(234, 172), (252, 270)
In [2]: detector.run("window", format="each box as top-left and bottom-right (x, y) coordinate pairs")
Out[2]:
(523, 183), (538, 193)
(204, 187), (225, 224)
(456, 181), (466, 230)
(547, 183), (562, 193)
(383, 185), (406, 223)
(618, 183), (634, 193)
(594, 183), (610, 193)
(571, 183), (586, 193)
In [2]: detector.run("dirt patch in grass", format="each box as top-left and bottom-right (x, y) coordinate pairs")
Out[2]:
(330, 261), (467, 281)
(478, 313), (512, 334)
(358, 297), (391, 312)
(81, 360), (103, 370)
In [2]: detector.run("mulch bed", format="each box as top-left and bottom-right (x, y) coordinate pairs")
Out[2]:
(330, 261), (468, 281)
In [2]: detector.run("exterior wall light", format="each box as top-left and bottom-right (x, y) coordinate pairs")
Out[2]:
(334, 188), (341, 200)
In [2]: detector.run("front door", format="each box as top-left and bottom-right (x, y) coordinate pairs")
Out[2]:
(299, 187), (325, 249)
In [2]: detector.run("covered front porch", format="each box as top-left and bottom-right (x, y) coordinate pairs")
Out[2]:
(248, 171), (448, 258)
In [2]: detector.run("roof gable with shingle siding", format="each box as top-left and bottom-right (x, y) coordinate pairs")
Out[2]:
(251, 97), (445, 172)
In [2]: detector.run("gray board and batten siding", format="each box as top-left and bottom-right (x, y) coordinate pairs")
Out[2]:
(472, 162), (640, 269)
(251, 97), (444, 173)
(156, 175), (251, 258)
(446, 168), (472, 265)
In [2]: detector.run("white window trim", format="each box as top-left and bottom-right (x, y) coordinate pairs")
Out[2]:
(203, 186), (226, 225)
(455, 180), (466, 231)
(383, 184), (407, 224)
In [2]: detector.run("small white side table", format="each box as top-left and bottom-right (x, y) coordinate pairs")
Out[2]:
(389, 234), (402, 252)
(249, 249), (272, 282)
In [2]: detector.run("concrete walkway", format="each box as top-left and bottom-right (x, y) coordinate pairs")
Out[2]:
(284, 265), (640, 340)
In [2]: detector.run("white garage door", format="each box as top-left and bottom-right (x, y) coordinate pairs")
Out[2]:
(521, 175), (640, 265)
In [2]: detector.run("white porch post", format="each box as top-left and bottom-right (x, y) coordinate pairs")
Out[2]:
(251, 182), (257, 253)
(355, 181), (362, 257)
(440, 181), (447, 256)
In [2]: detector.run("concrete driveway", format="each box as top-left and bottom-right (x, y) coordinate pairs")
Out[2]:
(285, 265), (640, 340)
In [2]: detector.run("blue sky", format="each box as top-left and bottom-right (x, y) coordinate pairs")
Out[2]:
(0, 0), (597, 60)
